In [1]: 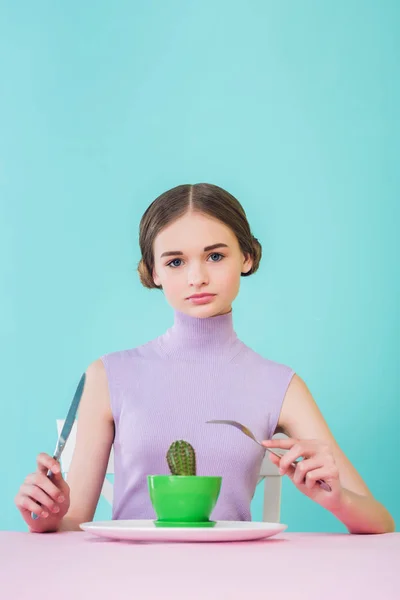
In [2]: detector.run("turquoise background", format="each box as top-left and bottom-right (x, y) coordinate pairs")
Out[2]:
(1, 1), (398, 532)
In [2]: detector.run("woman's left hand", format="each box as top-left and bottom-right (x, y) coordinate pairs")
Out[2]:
(262, 438), (343, 509)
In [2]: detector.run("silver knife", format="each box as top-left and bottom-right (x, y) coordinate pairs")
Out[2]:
(31, 373), (86, 519)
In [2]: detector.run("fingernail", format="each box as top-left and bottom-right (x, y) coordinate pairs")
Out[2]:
(58, 496), (64, 503)
(42, 511), (49, 518)
(52, 506), (60, 513)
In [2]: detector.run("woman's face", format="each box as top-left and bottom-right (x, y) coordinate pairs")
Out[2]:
(152, 211), (253, 317)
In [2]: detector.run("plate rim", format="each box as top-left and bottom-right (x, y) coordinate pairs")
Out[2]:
(80, 519), (288, 533)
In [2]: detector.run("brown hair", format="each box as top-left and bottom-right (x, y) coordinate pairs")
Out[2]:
(138, 183), (262, 289)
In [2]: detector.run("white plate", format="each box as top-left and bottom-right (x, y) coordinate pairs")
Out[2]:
(80, 519), (287, 543)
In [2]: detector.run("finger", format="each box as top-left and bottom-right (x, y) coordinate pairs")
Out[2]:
(281, 463), (296, 481)
(15, 493), (49, 518)
(304, 466), (339, 490)
(267, 453), (280, 466)
(267, 453), (296, 480)
(26, 473), (66, 503)
(292, 457), (324, 486)
(36, 456), (65, 486)
(36, 453), (61, 476)
(20, 484), (61, 514)
(279, 443), (318, 474)
(262, 438), (298, 450)
(46, 465), (66, 486)
(265, 448), (296, 475)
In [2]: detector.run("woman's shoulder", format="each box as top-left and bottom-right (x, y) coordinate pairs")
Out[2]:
(240, 342), (293, 373)
(99, 336), (162, 368)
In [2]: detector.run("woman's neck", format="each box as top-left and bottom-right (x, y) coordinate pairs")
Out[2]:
(158, 309), (240, 361)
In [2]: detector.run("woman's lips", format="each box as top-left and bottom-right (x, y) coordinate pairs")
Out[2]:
(186, 294), (216, 305)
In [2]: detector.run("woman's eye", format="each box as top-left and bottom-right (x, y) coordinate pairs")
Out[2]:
(167, 258), (183, 268)
(167, 254), (224, 268)
(208, 253), (224, 262)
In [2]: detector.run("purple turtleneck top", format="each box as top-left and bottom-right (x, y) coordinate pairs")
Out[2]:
(101, 311), (294, 521)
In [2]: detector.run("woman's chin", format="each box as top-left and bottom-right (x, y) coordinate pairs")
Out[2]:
(182, 302), (231, 318)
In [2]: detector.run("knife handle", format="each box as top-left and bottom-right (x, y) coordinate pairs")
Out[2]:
(31, 468), (54, 520)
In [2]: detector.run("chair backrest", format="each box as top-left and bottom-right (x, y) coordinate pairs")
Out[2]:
(257, 432), (287, 523)
(56, 420), (284, 522)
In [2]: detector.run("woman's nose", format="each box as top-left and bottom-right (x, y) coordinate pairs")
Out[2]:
(188, 263), (209, 287)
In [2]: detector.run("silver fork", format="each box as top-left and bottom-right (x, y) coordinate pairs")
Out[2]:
(206, 419), (332, 492)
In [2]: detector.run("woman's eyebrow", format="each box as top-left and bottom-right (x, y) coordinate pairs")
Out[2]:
(160, 243), (228, 258)
(204, 243), (229, 252)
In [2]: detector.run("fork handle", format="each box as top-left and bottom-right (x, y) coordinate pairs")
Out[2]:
(315, 480), (332, 492)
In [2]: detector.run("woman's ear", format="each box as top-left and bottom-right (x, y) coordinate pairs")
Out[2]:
(241, 253), (253, 274)
(153, 268), (161, 287)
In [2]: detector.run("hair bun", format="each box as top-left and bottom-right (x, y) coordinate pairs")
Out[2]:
(137, 258), (160, 289)
(241, 235), (262, 277)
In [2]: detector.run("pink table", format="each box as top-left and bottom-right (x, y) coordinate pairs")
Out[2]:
(1, 531), (399, 599)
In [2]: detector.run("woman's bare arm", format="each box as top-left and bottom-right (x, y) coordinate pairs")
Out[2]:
(269, 374), (395, 533)
(59, 359), (114, 530)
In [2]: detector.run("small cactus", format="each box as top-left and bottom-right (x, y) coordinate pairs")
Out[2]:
(166, 440), (197, 476)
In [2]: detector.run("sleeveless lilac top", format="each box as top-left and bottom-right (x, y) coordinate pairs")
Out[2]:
(101, 310), (294, 521)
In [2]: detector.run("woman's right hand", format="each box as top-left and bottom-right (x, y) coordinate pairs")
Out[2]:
(15, 453), (70, 532)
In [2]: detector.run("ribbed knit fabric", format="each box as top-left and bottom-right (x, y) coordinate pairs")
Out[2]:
(101, 310), (294, 521)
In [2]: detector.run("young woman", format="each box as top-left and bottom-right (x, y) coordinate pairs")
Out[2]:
(15, 183), (394, 534)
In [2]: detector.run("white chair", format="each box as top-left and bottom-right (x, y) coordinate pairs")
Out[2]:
(56, 420), (284, 522)
(257, 432), (287, 522)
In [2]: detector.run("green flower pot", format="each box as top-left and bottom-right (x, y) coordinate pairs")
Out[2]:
(148, 475), (222, 527)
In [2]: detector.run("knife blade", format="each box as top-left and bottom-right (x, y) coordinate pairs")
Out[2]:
(31, 372), (86, 520)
